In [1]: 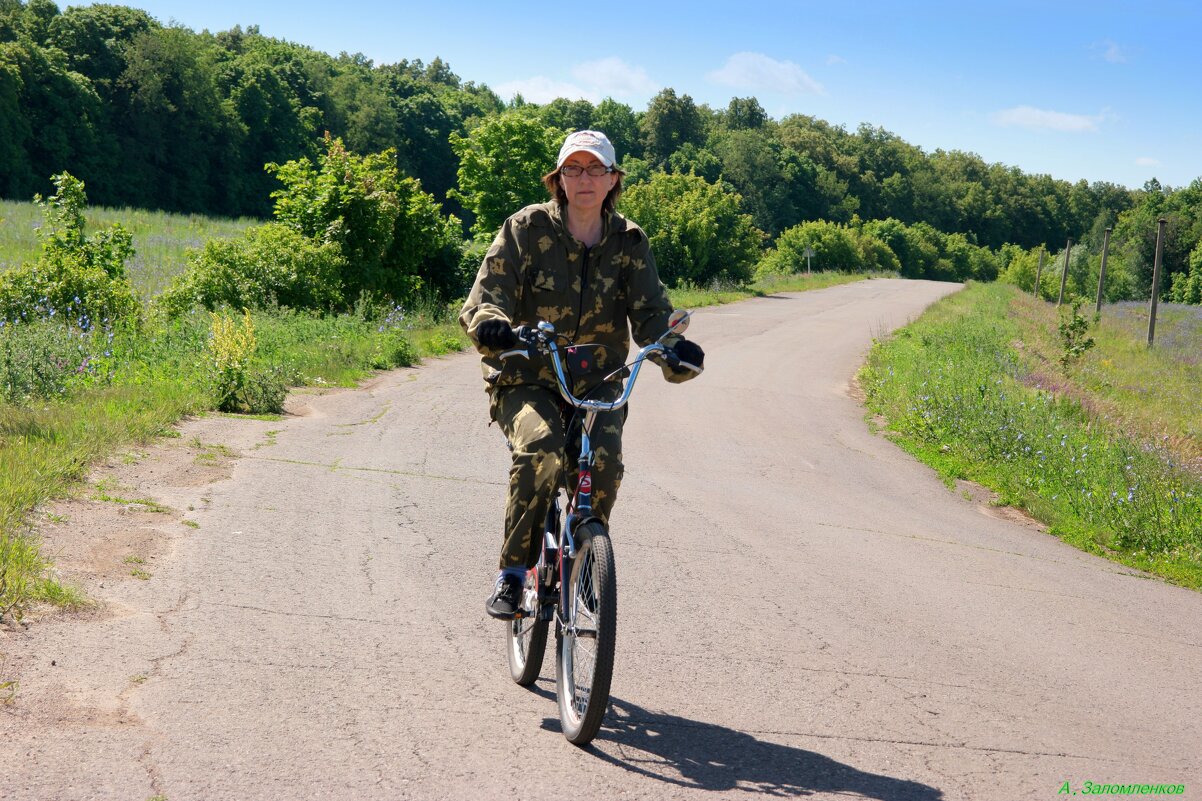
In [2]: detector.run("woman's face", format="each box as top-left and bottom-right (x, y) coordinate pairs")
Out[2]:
(558, 152), (617, 215)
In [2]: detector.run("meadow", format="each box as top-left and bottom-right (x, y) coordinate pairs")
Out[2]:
(1, 198), (255, 301)
(861, 283), (1202, 588)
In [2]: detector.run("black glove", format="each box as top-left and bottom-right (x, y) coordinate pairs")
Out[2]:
(476, 319), (517, 349)
(672, 339), (705, 369)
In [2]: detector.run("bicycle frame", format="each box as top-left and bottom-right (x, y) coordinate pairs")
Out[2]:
(518, 318), (682, 626)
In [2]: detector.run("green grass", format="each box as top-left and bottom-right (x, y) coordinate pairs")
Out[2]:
(1, 199), (255, 301)
(861, 282), (1202, 588)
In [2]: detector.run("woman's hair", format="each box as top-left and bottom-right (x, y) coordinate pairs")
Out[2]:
(542, 166), (626, 213)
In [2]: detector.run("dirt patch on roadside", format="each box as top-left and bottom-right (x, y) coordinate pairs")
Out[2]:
(954, 478), (1046, 531)
(12, 412), (284, 626)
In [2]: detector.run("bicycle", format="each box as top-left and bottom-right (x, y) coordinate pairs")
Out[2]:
(503, 310), (696, 746)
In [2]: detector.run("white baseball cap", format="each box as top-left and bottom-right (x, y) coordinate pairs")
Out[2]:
(556, 130), (617, 170)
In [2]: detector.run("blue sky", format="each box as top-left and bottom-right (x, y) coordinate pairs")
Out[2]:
(103, 0), (1201, 189)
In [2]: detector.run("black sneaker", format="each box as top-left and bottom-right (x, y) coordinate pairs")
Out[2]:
(486, 575), (522, 620)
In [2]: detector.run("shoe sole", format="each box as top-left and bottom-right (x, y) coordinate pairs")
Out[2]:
(486, 604), (519, 620)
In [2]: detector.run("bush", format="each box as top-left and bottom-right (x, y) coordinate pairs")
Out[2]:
(0, 172), (141, 325)
(369, 330), (418, 369)
(620, 171), (763, 286)
(236, 365), (289, 414)
(158, 223), (346, 317)
(269, 134), (463, 305)
(758, 219), (867, 276)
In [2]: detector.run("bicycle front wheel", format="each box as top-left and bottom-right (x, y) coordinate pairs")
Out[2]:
(556, 521), (616, 745)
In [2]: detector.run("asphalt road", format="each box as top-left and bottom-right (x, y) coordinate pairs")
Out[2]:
(3, 278), (1200, 800)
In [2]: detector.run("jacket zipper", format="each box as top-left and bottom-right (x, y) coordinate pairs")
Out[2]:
(573, 245), (590, 341)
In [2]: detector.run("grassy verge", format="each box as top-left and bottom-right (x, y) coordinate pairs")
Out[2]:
(860, 282), (1202, 588)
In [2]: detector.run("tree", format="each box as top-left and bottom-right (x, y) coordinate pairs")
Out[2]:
(0, 44), (33, 196)
(709, 128), (822, 235)
(449, 111), (563, 239)
(536, 97), (594, 133)
(666, 142), (722, 184)
(114, 25), (234, 212)
(723, 96), (767, 130)
(591, 98), (641, 161)
(2, 37), (108, 199)
(620, 172), (763, 286)
(1168, 242), (1202, 305)
(640, 88), (705, 166)
(47, 3), (156, 102)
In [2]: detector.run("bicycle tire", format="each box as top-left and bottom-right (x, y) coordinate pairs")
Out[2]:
(507, 571), (548, 686)
(556, 521), (616, 745)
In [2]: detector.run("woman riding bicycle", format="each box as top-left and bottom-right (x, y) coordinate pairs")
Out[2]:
(459, 129), (705, 620)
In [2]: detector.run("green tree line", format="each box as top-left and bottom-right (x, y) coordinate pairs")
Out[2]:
(3, 0), (1201, 305)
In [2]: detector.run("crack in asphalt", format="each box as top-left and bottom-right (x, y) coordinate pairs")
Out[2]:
(243, 454), (506, 485)
(361, 546), (376, 597)
(206, 601), (387, 626)
(138, 741), (166, 799)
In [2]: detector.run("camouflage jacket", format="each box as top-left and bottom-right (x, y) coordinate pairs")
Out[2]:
(459, 201), (696, 394)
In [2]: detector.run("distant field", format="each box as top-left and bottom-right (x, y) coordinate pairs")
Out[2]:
(0, 199), (257, 300)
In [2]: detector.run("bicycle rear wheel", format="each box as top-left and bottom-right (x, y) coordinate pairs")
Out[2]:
(507, 570), (548, 686)
(556, 521), (616, 745)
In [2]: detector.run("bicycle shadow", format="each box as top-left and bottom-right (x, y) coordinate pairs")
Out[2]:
(534, 688), (943, 799)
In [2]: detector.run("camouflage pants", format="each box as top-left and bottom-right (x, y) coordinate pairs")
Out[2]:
(490, 383), (626, 570)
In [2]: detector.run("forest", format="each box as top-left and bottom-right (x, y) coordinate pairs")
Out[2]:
(2, 0), (1201, 309)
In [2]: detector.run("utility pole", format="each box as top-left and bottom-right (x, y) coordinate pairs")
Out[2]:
(1057, 238), (1073, 306)
(1147, 218), (1167, 347)
(1033, 248), (1045, 299)
(1095, 227), (1112, 315)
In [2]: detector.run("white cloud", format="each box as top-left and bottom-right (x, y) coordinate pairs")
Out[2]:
(706, 52), (824, 95)
(493, 57), (658, 105)
(1135, 156), (1161, 167)
(826, 54), (846, 66)
(493, 76), (595, 104)
(990, 105), (1104, 133)
(570, 57), (657, 99)
(1092, 39), (1129, 63)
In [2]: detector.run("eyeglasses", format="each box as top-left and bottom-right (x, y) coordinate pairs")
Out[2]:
(560, 164), (614, 178)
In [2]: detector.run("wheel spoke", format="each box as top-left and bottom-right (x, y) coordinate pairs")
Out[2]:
(556, 526), (615, 744)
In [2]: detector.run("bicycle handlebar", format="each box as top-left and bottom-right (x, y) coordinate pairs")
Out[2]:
(510, 321), (682, 413)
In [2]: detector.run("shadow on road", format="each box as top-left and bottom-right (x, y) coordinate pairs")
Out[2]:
(535, 689), (942, 799)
